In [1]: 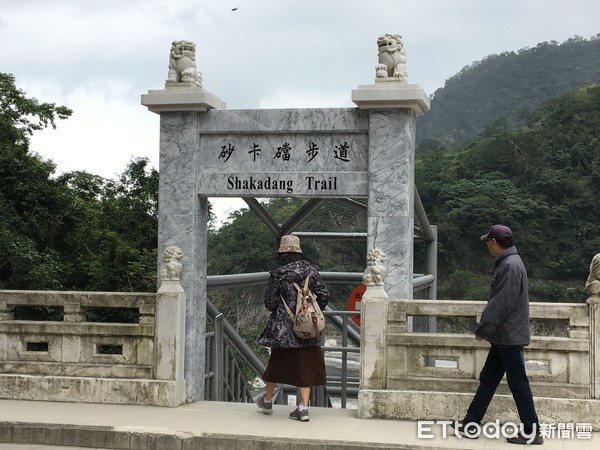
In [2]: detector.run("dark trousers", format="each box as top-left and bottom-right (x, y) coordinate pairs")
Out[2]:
(465, 344), (539, 434)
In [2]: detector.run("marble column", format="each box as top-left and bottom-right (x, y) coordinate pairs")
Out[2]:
(352, 84), (430, 300)
(158, 112), (207, 402)
(156, 280), (186, 382)
(142, 88), (225, 402)
(367, 109), (415, 299)
(589, 295), (600, 399)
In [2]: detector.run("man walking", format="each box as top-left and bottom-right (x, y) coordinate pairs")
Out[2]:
(453, 224), (543, 445)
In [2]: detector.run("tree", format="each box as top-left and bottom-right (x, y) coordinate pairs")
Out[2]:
(0, 73), (72, 288)
(1, 74), (160, 292)
(0, 73), (72, 150)
(56, 158), (159, 291)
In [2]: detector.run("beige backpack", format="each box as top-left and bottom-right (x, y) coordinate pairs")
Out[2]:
(281, 276), (325, 339)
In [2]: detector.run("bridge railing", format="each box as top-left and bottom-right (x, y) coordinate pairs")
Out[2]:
(0, 290), (156, 378)
(0, 285), (186, 406)
(386, 299), (590, 398)
(0, 273), (435, 409)
(359, 295), (600, 428)
(205, 313), (255, 403)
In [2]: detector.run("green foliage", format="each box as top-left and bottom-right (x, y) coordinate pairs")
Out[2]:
(528, 279), (587, 303)
(0, 73), (159, 292)
(417, 85), (600, 291)
(0, 73), (72, 289)
(85, 307), (140, 323)
(208, 208), (276, 275)
(52, 159), (159, 291)
(13, 305), (64, 321)
(417, 35), (600, 148)
(56, 158), (160, 291)
(0, 73), (72, 148)
(438, 271), (489, 301)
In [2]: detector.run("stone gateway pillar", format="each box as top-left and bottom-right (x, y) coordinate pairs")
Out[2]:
(141, 38), (227, 403)
(352, 83), (429, 394)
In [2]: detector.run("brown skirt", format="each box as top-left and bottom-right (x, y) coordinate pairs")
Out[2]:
(262, 346), (326, 387)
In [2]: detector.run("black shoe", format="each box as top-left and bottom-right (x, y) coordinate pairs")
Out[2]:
(506, 433), (544, 445)
(449, 419), (480, 439)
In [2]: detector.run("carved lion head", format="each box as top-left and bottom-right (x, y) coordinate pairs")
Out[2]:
(367, 248), (387, 266)
(163, 245), (183, 263)
(171, 40), (196, 59)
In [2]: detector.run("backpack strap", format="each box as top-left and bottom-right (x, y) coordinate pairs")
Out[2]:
(280, 295), (295, 322)
(300, 276), (313, 301)
(283, 276), (312, 322)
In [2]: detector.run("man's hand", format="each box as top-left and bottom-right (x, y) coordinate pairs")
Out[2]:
(475, 335), (483, 341)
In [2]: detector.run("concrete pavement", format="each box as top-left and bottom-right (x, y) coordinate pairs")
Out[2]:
(0, 399), (598, 449)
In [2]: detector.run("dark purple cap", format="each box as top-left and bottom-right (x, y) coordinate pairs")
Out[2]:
(480, 224), (513, 241)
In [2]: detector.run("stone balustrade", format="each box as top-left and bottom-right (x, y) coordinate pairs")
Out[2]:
(359, 296), (600, 429)
(0, 283), (186, 407)
(0, 291), (156, 378)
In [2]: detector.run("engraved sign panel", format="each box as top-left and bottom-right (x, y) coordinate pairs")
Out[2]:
(196, 109), (369, 197)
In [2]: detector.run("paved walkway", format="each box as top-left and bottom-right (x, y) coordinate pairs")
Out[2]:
(0, 399), (598, 449)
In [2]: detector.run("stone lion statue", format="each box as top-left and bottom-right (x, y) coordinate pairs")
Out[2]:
(166, 40), (203, 88)
(160, 245), (183, 281)
(362, 248), (387, 286)
(375, 33), (408, 82)
(586, 253), (600, 296)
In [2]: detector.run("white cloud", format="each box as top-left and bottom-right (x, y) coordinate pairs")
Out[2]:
(259, 89), (352, 109)
(209, 198), (249, 228)
(27, 81), (159, 179)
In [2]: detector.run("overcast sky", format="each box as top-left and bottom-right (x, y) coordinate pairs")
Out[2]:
(2, 0), (599, 222)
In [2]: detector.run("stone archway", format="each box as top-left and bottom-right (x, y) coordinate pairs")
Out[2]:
(143, 40), (430, 402)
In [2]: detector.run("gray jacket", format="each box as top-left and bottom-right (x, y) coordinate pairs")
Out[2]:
(475, 246), (531, 346)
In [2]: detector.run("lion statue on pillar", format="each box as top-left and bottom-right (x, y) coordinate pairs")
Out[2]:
(362, 248), (388, 286)
(160, 245), (183, 281)
(586, 253), (600, 296)
(375, 33), (408, 82)
(166, 40), (203, 88)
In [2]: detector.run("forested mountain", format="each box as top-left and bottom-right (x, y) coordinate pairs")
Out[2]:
(417, 35), (600, 148)
(416, 85), (600, 301)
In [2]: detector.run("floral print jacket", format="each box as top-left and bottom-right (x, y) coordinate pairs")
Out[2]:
(257, 259), (330, 348)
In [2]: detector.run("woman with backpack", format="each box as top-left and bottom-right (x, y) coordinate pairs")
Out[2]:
(256, 235), (330, 422)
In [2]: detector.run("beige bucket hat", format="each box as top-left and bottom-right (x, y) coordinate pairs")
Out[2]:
(277, 235), (303, 253)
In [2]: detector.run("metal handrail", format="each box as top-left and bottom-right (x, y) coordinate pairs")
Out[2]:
(207, 271), (434, 289)
(205, 297), (361, 407)
(204, 275), (434, 407)
(205, 312), (255, 403)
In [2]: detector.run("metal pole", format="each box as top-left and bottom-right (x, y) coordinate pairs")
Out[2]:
(426, 225), (438, 334)
(214, 314), (224, 401)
